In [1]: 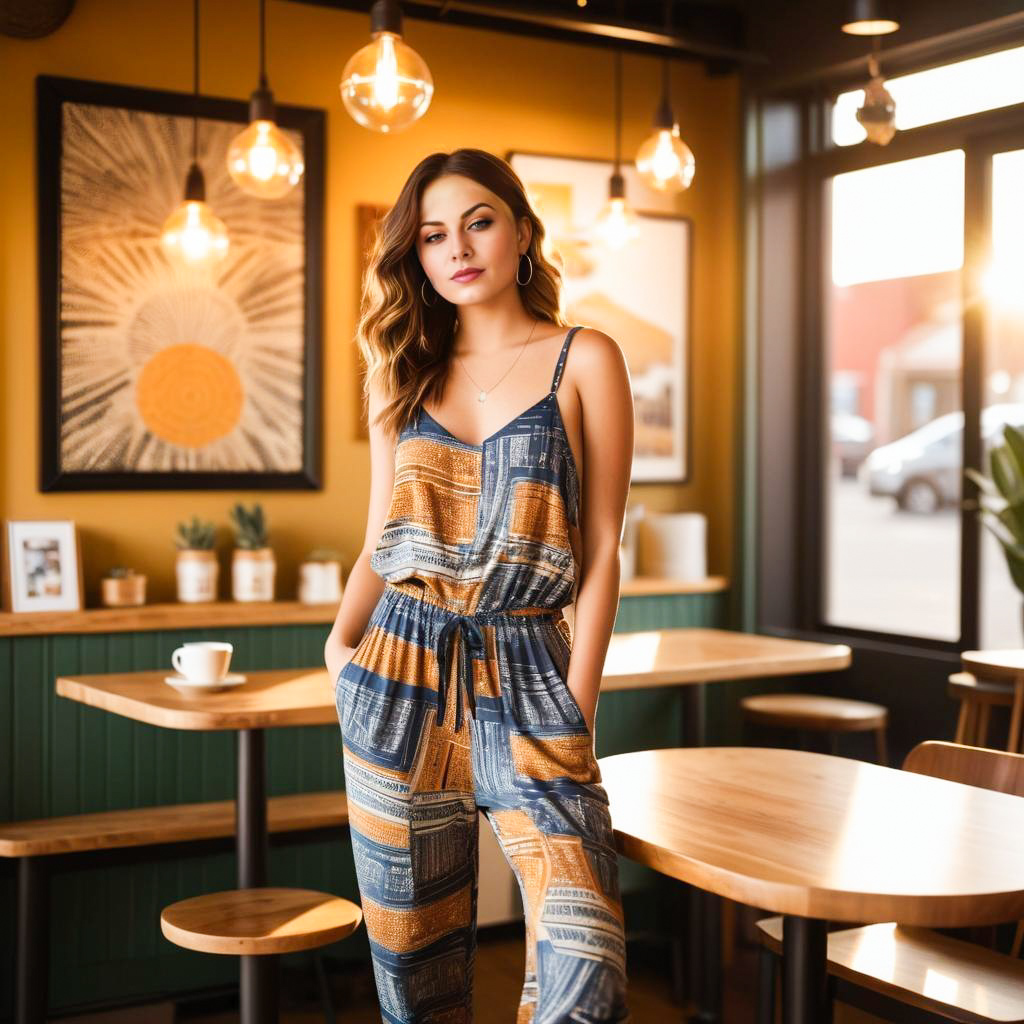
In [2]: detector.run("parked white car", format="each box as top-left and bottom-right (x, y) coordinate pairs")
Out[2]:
(861, 404), (1024, 514)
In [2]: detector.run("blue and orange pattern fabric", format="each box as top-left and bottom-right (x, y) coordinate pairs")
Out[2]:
(336, 325), (629, 1023)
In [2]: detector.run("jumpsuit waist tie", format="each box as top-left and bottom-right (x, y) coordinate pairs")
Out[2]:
(429, 602), (560, 732)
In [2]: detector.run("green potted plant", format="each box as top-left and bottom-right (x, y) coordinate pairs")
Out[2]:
(966, 423), (1024, 632)
(174, 516), (218, 603)
(101, 566), (147, 607)
(298, 547), (343, 604)
(230, 502), (275, 602)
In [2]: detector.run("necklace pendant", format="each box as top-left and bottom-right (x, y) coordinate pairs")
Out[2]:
(478, 390), (488, 403)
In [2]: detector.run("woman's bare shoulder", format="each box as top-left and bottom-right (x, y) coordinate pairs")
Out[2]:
(568, 327), (628, 375)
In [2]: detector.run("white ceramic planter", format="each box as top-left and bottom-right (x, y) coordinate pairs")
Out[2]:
(298, 560), (343, 604)
(176, 550), (219, 603)
(232, 547), (276, 602)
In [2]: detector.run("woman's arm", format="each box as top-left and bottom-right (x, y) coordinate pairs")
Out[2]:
(564, 330), (634, 734)
(323, 383), (395, 685)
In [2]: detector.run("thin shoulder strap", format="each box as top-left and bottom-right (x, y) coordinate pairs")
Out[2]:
(550, 325), (583, 392)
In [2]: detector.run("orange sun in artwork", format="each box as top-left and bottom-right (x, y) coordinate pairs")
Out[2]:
(135, 343), (244, 447)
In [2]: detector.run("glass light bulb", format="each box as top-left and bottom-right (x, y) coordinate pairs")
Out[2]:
(340, 30), (433, 133)
(227, 119), (304, 198)
(856, 74), (897, 145)
(161, 200), (230, 268)
(636, 125), (696, 193)
(593, 197), (640, 250)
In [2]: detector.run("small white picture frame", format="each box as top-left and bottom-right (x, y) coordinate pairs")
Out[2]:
(3, 520), (83, 613)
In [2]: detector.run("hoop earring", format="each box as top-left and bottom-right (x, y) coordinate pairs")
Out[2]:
(420, 279), (436, 307)
(516, 253), (534, 286)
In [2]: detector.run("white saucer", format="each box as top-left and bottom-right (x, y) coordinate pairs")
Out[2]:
(164, 672), (247, 694)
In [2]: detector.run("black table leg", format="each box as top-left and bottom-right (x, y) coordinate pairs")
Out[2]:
(237, 728), (276, 1024)
(683, 683), (707, 748)
(683, 684), (720, 1022)
(782, 916), (830, 1024)
(687, 889), (722, 1023)
(15, 856), (49, 1024)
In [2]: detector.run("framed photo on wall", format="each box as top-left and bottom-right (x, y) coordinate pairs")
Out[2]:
(508, 151), (692, 483)
(2, 520), (83, 613)
(36, 75), (325, 491)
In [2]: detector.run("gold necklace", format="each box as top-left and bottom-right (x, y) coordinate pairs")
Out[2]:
(456, 319), (538, 403)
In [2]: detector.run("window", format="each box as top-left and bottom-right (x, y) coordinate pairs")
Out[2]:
(832, 45), (1024, 147)
(823, 151), (965, 640)
(979, 148), (1024, 647)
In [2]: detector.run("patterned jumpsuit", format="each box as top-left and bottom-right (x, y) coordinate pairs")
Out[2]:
(335, 325), (630, 1024)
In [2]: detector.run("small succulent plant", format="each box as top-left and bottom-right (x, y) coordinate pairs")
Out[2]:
(230, 502), (269, 550)
(106, 567), (138, 579)
(175, 516), (217, 551)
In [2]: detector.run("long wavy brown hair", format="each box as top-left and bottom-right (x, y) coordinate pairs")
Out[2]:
(358, 148), (567, 436)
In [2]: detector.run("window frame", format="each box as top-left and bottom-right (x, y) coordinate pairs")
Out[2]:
(800, 90), (1024, 652)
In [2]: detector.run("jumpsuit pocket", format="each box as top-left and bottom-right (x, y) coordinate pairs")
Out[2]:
(546, 618), (593, 739)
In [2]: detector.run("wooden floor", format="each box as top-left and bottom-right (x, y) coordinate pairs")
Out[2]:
(183, 918), (885, 1023)
(182, 931), (766, 1023)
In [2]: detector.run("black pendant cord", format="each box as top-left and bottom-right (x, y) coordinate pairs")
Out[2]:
(192, 0), (199, 164)
(259, 0), (268, 91)
(613, 49), (622, 174)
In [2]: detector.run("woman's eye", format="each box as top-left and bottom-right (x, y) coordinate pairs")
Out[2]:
(423, 218), (490, 244)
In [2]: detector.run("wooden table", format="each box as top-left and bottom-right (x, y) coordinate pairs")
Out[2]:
(962, 649), (1024, 752)
(56, 628), (849, 1020)
(601, 747), (1024, 1024)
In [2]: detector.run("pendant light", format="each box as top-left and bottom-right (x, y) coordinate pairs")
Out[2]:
(161, 0), (229, 268)
(339, 0), (433, 134)
(841, 0), (900, 36)
(227, 0), (304, 198)
(635, 2), (695, 193)
(594, 50), (640, 250)
(857, 47), (897, 145)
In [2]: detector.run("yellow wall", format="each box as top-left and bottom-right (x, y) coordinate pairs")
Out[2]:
(0, 0), (739, 605)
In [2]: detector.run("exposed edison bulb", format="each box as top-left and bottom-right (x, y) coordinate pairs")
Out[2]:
(161, 199), (230, 268)
(594, 195), (640, 250)
(228, 119), (304, 198)
(636, 124), (696, 193)
(856, 55), (897, 146)
(340, 2), (432, 133)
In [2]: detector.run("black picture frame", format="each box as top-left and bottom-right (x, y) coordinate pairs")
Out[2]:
(36, 74), (325, 492)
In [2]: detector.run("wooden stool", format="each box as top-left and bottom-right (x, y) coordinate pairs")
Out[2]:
(949, 671), (1017, 749)
(740, 693), (889, 764)
(161, 887), (362, 1023)
(961, 651), (1024, 753)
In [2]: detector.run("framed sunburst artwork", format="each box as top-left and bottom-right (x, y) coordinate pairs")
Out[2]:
(36, 75), (325, 491)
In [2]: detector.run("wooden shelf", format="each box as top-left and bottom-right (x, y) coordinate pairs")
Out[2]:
(0, 601), (338, 637)
(619, 575), (728, 598)
(0, 577), (729, 637)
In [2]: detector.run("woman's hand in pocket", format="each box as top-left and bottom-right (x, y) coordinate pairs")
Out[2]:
(325, 643), (357, 691)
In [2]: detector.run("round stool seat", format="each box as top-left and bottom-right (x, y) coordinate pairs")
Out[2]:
(740, 694), (888, 732)
(161, 887), (362, 956)
(948, 671), (1016, 704)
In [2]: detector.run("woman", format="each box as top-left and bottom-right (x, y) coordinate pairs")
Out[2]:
(325, 148), (633, 1024)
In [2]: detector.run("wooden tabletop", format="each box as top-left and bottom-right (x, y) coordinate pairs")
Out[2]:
(600, 747), (1024, 928)
(600, 628), (850, 691)
(56, 627), (851, 731)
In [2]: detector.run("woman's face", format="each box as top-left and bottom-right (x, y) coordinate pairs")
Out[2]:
(415, 174), (530, 307)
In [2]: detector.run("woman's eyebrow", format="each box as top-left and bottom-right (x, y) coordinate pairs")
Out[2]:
(420, 202), (495, 228)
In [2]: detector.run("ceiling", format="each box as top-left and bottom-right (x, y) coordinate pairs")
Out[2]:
(288, 0), (764, 73)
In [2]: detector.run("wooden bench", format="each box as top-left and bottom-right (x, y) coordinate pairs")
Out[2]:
(2, 791), (349, 1024)
(755, 742), (1024, 1023)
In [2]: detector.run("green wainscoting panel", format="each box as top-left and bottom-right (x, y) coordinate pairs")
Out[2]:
(0, 590), (726, 1018)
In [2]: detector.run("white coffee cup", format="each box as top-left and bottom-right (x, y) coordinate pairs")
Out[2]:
(172, 641), (233, 683)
